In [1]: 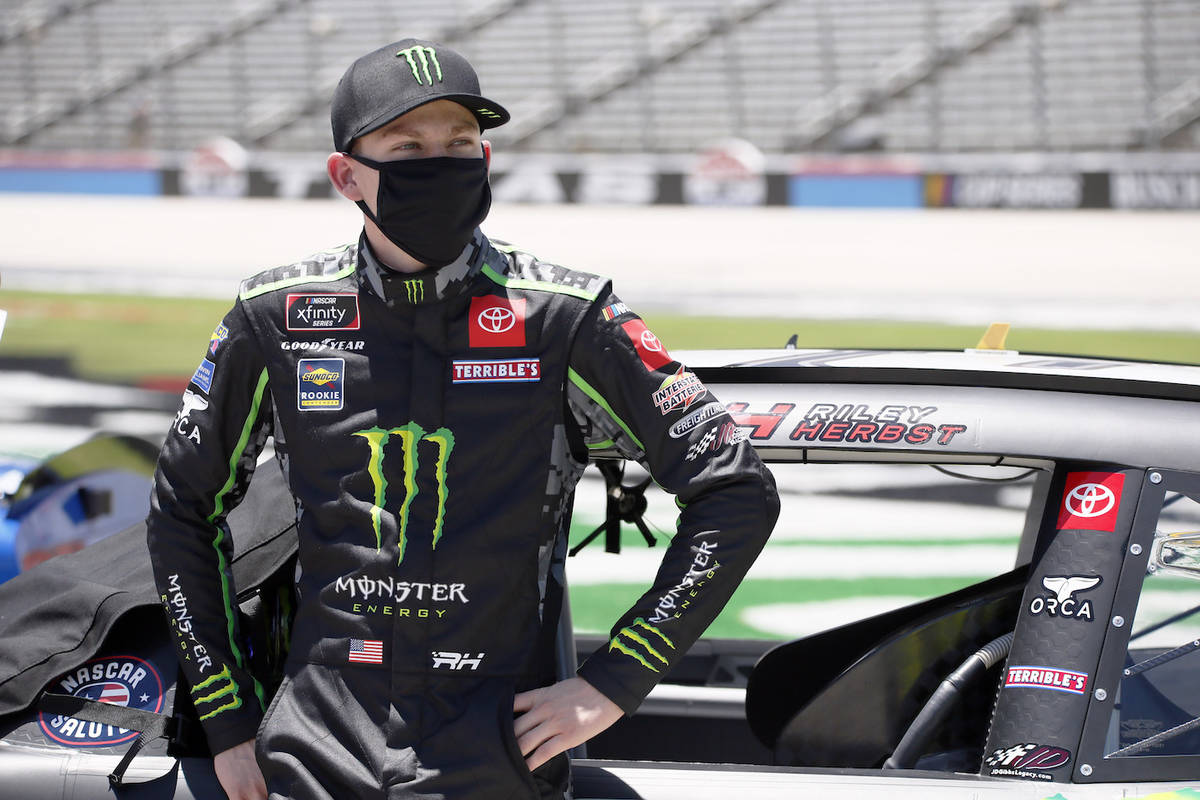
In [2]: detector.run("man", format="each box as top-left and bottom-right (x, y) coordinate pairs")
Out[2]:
(147, 38), (778, 800)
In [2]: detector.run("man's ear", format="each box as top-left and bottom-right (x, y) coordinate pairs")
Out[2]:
(327, 152), (363, 202)
(482, 140), (492, 171)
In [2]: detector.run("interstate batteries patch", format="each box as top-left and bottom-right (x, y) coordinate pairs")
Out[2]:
(38, 656), (164, 748)
(298, 358), (345, 411)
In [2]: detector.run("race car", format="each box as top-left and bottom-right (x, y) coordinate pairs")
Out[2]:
(1, 339), (1199, 798)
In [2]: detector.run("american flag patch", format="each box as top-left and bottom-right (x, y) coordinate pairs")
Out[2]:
(348, 639), (383, 664)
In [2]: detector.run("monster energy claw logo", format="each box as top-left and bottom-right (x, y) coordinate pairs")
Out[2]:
(191, 665), (241, 721)
(355, 423), (455, 564)
(609, 618), (675, 673)
(396, 45), (442, 86)
(403, 278), (424, 303)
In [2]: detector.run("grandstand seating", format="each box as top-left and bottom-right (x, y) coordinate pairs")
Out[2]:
(0, 0), (1196, 153)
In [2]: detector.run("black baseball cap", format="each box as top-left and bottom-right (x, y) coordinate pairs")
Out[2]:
(331, 39), (510, 152)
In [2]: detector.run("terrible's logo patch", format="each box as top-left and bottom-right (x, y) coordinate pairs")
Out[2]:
(298, 358), (344, 411)
(38, 656), (164, 748)
(451, 359), (541, 383)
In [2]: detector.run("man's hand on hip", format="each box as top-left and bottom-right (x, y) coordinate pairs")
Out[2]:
(513, 676), (623, 771)
(213, 738), (267, 800)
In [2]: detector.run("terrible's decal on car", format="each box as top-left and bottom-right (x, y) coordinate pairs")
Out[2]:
(38, 656), (164, 748)
(1057, 471), (1125, 532)
(286, 293), (361, 331)
(1005, 666), (1089, 695)
(621, 319), (673, 371)
(984, 742), (1071, 781)
(1028, 574), (1101, 622)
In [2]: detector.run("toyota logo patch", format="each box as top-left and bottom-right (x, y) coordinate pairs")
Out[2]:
(1057, 471), (1124, 532)
(478, 306), (516, 334)
(469, 296), (527, 347)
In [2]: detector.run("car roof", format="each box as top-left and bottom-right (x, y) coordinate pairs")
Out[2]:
(671, 349), (1200, 471)
(680, 349), (1200, 402)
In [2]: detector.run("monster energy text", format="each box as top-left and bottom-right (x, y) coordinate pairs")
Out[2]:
(396, 45), (442, 85)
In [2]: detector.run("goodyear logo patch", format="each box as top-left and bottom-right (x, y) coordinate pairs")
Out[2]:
(298, 358), (344, 411)
(38, 655), (164, 748)
(190, 358), (216, 393)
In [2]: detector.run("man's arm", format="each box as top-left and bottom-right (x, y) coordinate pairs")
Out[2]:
(538, 292), (779, 740)
(146, 300), (275, 762)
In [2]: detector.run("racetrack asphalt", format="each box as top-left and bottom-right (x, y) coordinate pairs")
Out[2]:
(0, 194), (1197, 330)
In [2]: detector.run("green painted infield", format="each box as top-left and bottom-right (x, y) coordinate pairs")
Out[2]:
(2, 289), (1198, 383)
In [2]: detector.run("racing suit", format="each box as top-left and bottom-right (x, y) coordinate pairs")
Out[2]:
(146, 230), (779, 800)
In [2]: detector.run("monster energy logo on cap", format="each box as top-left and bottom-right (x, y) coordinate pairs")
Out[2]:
(332, 39), (512, 153)
(396, 45), (442, 86)
(403, 278), (425, 303)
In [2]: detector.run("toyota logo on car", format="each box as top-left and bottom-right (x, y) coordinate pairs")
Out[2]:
(477, 307), (515, 334)
(1064, 483), (1116, 518)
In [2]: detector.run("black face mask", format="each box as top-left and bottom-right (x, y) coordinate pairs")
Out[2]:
(349, 153), (491, 268)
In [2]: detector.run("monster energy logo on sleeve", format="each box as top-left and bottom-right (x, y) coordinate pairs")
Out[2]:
(191, 664), (241, 721)
(403, 278), (424, 303)
(396, 45), (442, 85)
(609, 618), (675, 673)
(354, 423), (455, 564)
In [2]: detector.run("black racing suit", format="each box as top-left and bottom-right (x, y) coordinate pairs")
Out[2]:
(146, 230), (779, 799)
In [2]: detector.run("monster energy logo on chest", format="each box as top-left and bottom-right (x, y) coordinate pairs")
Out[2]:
(403, 278), (425, 303)
(396, 45), (442, 86)
(354, 423), (455, 563)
